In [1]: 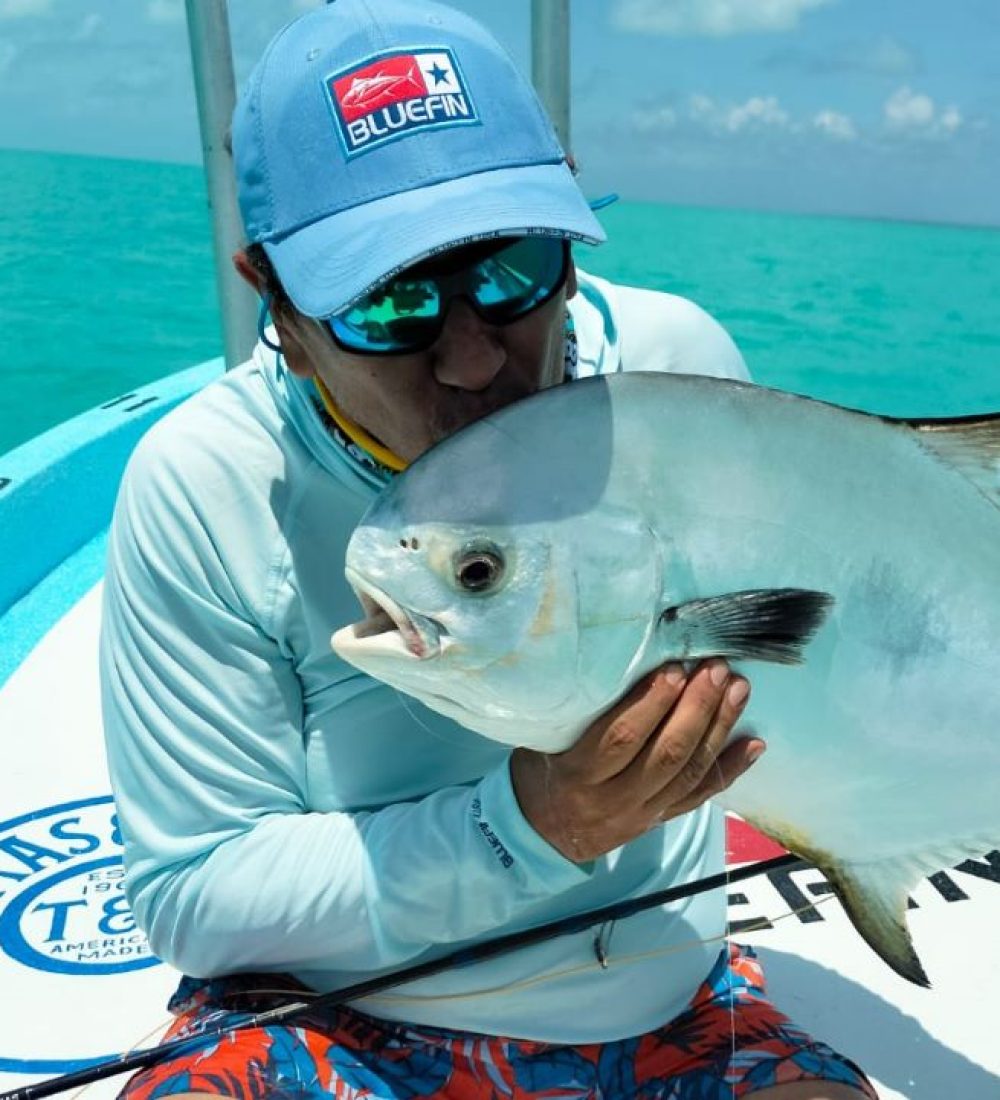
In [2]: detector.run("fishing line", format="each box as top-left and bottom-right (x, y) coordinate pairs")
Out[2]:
(67, 1018), (172, 1100)
(0, 853), (801, 1100)
(362, 893), (838, 1005)
(704, 759), (740, 1100)
(722, 789), (738, 1100)
(394, 689), (481, 749)
(69, 989), (326, 1098)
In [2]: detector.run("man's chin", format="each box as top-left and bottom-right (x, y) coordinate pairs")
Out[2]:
(429, 390), (544, 448)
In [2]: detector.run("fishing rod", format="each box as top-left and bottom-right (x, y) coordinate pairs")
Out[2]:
(1, 852), (802, 1100)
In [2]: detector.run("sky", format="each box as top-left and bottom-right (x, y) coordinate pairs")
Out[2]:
(0, 0), (998, 226)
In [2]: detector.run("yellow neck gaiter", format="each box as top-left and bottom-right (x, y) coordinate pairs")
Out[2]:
(313, 376), (409, 473)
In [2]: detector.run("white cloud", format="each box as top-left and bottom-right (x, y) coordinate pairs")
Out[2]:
(725, 95), (790, 132)
(940, 106), (963, 133)
(146, 0), (184, 24)
(884, 86), (962, 137)
(633, 105), (678, 134)
(634, 87), (972, 149)
(688, 94), (716, 122)
(0, 0), (51, 16)
(862, 36), (919, 78)
(885, 86), (933, 128)
(813, 109), (856, 141)
(613, 0), (835, 37)
(637, 96), (796, 137)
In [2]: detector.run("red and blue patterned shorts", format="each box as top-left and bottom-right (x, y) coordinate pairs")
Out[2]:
(119, 945), (876, 1098)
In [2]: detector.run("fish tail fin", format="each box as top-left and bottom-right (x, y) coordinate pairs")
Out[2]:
(819, 857), (930, 987)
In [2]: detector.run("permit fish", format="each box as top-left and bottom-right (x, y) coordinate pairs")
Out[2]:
(332, 372), (1000, 986)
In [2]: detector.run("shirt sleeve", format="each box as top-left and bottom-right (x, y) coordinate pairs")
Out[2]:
(100, 426), (590, 981)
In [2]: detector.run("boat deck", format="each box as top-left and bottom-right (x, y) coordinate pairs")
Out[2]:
(1, 582), (177, 1096)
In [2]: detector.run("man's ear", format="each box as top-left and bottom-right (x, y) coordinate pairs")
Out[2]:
(233, 249), (265, 293)
(272, 313), (319, 380)
(232, 250), (316, 380)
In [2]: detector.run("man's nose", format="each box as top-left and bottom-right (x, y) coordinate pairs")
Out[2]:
(431, 298), (506, 391)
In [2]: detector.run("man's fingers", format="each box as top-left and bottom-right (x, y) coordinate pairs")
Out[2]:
(636, 661), (746, 798)
(567, 662), (689, 782)
(660, 736), (766, 820)
(513, 659), (760, 862)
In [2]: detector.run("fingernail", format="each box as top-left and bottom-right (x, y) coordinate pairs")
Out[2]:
(727, 679), (749, 707)
(747, 741), (766, 764)
(709, 660), (729, 687)
(664, 663), (686, 686)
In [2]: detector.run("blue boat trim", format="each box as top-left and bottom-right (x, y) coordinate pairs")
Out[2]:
(0, 360), (222, 689)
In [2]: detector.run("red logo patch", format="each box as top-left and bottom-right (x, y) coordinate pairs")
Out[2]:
(325, 49), (477, 158)
(333, 55), (429, 123)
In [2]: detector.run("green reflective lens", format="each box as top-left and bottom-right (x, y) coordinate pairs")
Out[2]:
(327, 237), (568, 355)
(474, 237), (567, 320)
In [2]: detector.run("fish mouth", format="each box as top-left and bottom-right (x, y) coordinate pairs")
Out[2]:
(335, 568), (444, 661)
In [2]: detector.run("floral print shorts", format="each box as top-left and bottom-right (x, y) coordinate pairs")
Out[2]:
(119, 944), (876, 1098)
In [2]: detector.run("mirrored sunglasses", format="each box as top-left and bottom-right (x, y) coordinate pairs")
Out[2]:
(326, 236), (570, 355)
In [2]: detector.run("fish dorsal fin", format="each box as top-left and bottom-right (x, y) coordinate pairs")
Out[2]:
(895, 413), (1000, 509)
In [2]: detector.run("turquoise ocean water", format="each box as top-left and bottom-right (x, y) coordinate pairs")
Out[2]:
(2, 146), (999, 456)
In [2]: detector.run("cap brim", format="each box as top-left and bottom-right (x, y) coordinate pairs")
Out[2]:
(264, 161), (607, 318)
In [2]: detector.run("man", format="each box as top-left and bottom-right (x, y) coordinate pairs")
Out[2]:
(100, 1), (877, 1097)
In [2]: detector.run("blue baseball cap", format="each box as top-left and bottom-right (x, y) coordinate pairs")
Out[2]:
(232, 0), (605, 319)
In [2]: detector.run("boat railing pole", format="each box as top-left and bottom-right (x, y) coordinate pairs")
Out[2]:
(531, 0), (571, 154)
(185, 0), (258, 370)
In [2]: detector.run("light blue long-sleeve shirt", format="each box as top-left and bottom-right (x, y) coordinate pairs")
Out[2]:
(100, 271), (750, 1043)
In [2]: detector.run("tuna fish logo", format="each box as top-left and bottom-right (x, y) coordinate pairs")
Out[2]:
(339, 65), (425, 113)
(326, 49), (478, 158)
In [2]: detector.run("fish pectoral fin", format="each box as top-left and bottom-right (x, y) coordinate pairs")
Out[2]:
(903, 414), (1000, 510)
(658, 588), (833, 665)
(818, 857), (930, 988)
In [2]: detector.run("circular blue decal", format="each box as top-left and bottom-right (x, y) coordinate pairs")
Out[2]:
(0, 797), (159, 976)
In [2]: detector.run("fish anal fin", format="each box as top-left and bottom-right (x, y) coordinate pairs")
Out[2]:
(659, 588), (833, 665)
(744, 818), (1000, 987)
(902, 414), (1000, 510)
(820, 859), (930, 988)
(741, 817), (930, 987)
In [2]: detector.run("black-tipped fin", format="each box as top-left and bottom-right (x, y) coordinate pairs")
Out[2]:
(743, 820), (1000, 986)
(658, 588), (834, 665)
(742, 817), (930, 986)
(824, 841), (1000, 985)
(820, 858), (930, 987)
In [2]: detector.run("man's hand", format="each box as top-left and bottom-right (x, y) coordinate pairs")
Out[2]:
(509, 660), (763, 863)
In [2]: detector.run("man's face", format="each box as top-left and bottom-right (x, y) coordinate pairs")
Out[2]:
(270, 244), (578, 464)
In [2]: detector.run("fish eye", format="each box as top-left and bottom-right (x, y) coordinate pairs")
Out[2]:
(453, 544), (505, 594)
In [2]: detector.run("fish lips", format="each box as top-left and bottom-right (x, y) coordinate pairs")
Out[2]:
(334, 567), (445, 663)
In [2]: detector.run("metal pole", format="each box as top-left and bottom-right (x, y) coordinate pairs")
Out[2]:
(185, 0), (258, 370)
(531, 0), (571, 153)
